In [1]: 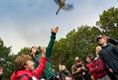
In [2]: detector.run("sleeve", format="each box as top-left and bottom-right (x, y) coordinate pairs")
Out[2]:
(99, 52), (110, 69)
(113, 46), (118, 55)
(34, 55), (40, 69)
(34, 57), (46, 79)
(71, 65), (82, 75)
(46, 32), (56, 60)
(95, 58), (106, 72)
(62, 69), (71, 77)
(109, 38), (118, 45)
(87, 63), (96, 74)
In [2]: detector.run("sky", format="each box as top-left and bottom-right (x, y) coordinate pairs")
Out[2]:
(0, 0), (118, 54)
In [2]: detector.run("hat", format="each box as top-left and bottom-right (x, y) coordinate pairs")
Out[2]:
(96, 34), (103, 41)
(75, 56), (80, 60)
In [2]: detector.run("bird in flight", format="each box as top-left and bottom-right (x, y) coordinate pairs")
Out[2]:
(54, 0), (74, 15)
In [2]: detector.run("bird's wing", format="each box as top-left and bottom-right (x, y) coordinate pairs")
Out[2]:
(54, 0), (60, 5)
(63, 3), (73, 11)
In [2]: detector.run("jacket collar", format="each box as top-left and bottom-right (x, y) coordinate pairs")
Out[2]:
(15, 70), (33, 78)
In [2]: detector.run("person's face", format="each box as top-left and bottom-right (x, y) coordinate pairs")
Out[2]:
(98, 37), (107, 45)
(26, 60), (34, 70)
(75, 59), (81, 64)
(31, 47), (38, 54)
(86, 57), (91, 63)
(96, 46), (102, 55)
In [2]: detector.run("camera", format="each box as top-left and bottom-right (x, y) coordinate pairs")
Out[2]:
(76, 64), (82, 68)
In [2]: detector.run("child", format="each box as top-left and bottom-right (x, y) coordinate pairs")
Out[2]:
(10, 48), (46, 80)
(86, 56), (97, 80)
(59, 63), (73, 80)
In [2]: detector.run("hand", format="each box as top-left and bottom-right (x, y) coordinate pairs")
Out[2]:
(41, 47), (46, 57)
(61, 65), (66, 70)
(59, 64), (62, 71)
(109, 68), (113, 73)
(77, 68), (82, 72)
(82, 72), (86, 75)
(59, 64), (66, 71)
(51, 26), (59, 33)
(81, 66), (85, 70)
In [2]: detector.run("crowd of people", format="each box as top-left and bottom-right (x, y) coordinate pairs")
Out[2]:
(8, 27), (118, 80)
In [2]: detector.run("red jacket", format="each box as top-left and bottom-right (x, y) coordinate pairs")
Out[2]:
(95, 57), (107, 78)
(10, 57), (46, 80)
(87, 62), (97, 80)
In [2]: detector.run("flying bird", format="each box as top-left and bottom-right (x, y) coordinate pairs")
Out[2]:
(54, 0), (74, 15)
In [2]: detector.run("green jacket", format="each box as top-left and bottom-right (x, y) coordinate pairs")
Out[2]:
(34, 32), (56, 80)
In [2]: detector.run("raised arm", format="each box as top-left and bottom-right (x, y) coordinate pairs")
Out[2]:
(34, 47), (46, 79)
(46, 27), (59, 59)
(109, 38), (118, 45)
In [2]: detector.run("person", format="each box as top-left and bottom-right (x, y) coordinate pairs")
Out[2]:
(86, 56), (97, 80)
(71, 56), (91, 80)
(59, 63), (73, 80)
(30, 27), (59, 80)
(10, 47), (46, 80)
(101, 35), (118, 45)
(0, 67), (2, 80)
(94, 46), (111, 80)
(96, 34), (118, 80)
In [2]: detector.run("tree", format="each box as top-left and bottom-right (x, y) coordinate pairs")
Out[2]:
(0, 38), (15, 80)
(51, 26), (101, 71)
(17, 47), (30, 56)
(97, 7), (118, 39)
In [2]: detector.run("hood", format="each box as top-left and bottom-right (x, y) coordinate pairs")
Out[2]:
(10, 70), (33, 80)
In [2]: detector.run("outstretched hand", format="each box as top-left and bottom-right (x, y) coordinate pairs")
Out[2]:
(41, 47), (46, 57)
(51, 26), (59, 33)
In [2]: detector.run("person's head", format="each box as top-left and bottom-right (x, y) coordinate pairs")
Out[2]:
(95, 46), (102, 55)
(15, 54), (34, 71)
(75, 56), (81, 64)
(31, 46), (38, 54)
(86, 56), (94, 63)
(96, 34), (109, 46)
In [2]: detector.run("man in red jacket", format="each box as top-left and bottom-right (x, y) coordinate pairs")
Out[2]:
(10, 47), (46, 80)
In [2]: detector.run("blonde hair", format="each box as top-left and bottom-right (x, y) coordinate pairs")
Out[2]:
(96, 46), (102, 55)
(15, 54), (32, 70)
(96, 46), (102, 50)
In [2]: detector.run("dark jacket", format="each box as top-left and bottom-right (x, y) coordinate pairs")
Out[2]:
(99, 44), (118, 73)
(71, 63), (91, 80)
(10, 57), (46, 80)
(109, 38), (118, 45)
(34, 32), (56, 79)
(95, 57), (107, 78)
(59, 68), (72, 80)
(71, 64), (83, 80)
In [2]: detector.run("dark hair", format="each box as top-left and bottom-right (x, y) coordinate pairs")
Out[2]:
(87, 55), (94, 61)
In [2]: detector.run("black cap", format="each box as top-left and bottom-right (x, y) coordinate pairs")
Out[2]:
(96, 35), (103, 41)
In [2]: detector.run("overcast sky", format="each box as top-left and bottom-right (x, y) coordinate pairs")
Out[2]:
(0, 0), (118, 54)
